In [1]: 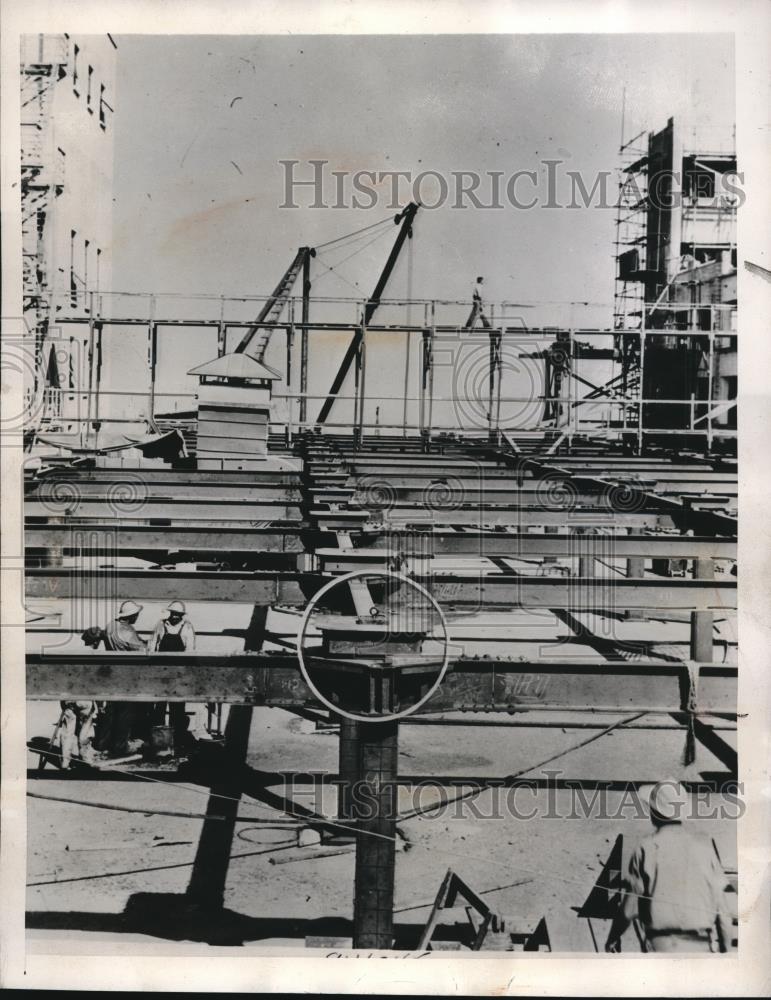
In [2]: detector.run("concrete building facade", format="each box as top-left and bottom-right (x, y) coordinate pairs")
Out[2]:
(21, 32), (116, 429)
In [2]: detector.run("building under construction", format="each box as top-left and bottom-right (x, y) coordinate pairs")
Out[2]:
(22, 37), (738, 954)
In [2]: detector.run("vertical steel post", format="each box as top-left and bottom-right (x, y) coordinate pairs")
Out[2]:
(85, 313), (95, 436)
(568, 330), (575, 451)
(543, 525), (559, 564)
(626, 554), (645, 620)
(352, 720), (399, 949)
(217, 295), (226, 357)
(690, 558), (714, 662)
(707, 330), (715, 454)
(494, 329), (503, 441)
(427, 306), (435, 443)
(637, 329), (645, 454)
(338, 716), (360, 822)
(286, 322), (295, 444)
(300, 249), (311, 425)
(286, 300), (294, 387)
(94, 320), (103, 430)
(358, 322), (368, 445)
(148, 321), (158, 424)
(420, 328), (431, 438)
(402, 328), (411, 437)
(488, 328), (496, 441)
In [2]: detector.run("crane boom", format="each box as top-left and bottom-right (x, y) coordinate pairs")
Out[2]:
(235, 246), (313, 360)
(315, 202), (419, 425)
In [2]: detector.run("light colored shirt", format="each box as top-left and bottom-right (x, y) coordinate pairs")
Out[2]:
(104, 619), (147, 652)
(150, 618), (196, 652)
(625, 825), (727, 934)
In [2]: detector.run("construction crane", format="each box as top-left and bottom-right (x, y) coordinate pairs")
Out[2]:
(235, 246), (315, 360)
(316, 202), (419, 425)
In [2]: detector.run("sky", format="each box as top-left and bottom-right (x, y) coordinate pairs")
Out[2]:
(104, 33), (735, 422)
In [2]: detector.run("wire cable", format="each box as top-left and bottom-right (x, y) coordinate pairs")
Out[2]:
(313, 213), (396, 252)
(27, 789), (302, 825)
(313, 224), (396, 293)
(26, 735), (732, 914)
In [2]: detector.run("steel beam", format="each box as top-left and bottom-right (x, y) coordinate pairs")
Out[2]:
(350, 485), (734, 505)
(29, 469), (302, 485)
(313, 505), (711, 531)
(337, 456), (717, 472)
(24, 523), (305, 555)
(26, 482), (304, 501)
(23, 566), (735, 609)
(25, 653), (736, 715)
(353, 534), (737, 560)
(26, 499), (304, 521)
(342, 471), (736, 488)
(24, 525), (736, 562)
(24, 568), (308, 604)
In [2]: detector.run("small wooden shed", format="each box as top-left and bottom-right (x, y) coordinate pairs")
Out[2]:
(188, 352), (281, 469)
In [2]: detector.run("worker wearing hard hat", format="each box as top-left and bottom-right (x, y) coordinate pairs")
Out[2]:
(151, 601), (196, 754)
(605, 781), (733, 953)
(104, 600), (147, 652)
(94, 601), (150, 757)
(151, 601), (196, 653)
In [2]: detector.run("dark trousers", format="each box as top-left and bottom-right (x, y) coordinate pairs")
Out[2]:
(152, 702), (190, 751)
(95, 702), (154, 756)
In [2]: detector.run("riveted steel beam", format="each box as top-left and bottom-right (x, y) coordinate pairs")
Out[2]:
(23, 566), (735, 609)
(26, 652), (736, 716)
(24, 523), (305, 556)
(26, 496), (304, 520)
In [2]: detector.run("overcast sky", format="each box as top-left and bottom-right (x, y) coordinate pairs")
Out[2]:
(111, 33), (734, 315)
(105, 33), (734, 421)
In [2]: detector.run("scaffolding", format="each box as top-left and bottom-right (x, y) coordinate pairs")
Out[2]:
(613, 128), (649, 333)
(21, 36), (67, 409)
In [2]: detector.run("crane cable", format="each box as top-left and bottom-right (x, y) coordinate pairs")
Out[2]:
(312, 212), (396, 252)
(312, 224), (397, 292)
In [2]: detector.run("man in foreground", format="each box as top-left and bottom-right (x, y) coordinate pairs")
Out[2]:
(605, 781), (733, 953)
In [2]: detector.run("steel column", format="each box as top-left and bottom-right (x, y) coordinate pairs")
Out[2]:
(691, 558), (715, 661)
(352, 720), (399, 950)
(626, 555), (645, 620)
(338, 716), (360, 822)
(299, 248), (311, 425)
(543, 525), (559, 564)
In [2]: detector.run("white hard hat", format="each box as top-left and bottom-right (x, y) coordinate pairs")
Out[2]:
(648, 781), (687, 824)
(165, 600), (186, 615)
(117, 600), (143, 619)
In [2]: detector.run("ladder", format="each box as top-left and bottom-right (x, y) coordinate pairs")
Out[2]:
(235, 247), (310, 361)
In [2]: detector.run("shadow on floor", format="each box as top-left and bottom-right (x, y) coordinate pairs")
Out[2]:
(26, 893), (465, 949)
